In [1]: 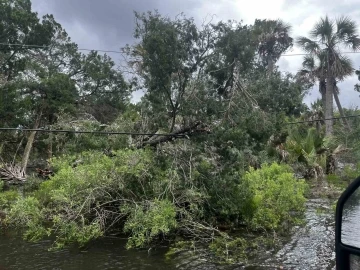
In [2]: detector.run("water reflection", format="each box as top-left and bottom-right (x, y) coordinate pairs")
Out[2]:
(0, 232), (174, 270)
(342, 188), (360, 248)
(0, 198), (337, 270)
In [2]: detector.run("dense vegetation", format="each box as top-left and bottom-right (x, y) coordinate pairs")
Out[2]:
(1, 0), (360, 263)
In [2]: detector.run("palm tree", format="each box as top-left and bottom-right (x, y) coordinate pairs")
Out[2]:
(253, 19), (293, 74)
(298, 50), (353, 131)
(297, 16), (360, 136)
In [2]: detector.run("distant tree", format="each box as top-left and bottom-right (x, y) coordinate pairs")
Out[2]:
(0, 0), (55, 127)
(75, 51), (129, 123)
(252, 19), (293, 74)
(297, 16), (360, 136)
(298, 50), (352, 130)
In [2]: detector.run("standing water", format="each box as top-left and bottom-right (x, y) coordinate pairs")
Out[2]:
(0, 198), (338, 270)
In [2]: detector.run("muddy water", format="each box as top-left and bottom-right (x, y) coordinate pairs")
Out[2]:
(266, 199), (336, 269)
(0, 199), (337, 270)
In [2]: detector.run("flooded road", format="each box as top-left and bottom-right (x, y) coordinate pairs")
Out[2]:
(0, 198), (337, 270)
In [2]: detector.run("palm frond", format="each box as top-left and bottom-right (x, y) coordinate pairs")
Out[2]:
(316, 49), (328, 66)
(302, 55), (315, 70)
(345, 35), (360, 51)
(332, 53), (354, 80)
(274, 19), (292, 34)
(334, 16), (360, 51)
(296, 36), (320, 53)
(297, 69), (315, 84)
(310, 16), (335, 44)
(336, 16), (357, 40)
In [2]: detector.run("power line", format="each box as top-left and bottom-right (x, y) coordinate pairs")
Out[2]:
(0, 128), (186, 137)
(286, 114), (360, 124)
(1, 42), (360, 57)
(281, 51), (360, 57)
(1, 114), (360, 135)
(0, 43), (124, 55)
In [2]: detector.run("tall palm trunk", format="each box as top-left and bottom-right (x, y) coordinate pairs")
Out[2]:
(325, 75), (334, 136)
(21, 110), (42, 175)
(334, 89), (352, 131)
(319, 79), (326, 109)
(267, 56), (274, 76)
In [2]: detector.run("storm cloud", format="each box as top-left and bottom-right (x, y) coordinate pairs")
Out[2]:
(32, 0), (204, 50)
(31, 0), (360, 107)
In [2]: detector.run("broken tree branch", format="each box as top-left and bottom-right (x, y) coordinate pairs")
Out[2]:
(137, 121), (210, 149)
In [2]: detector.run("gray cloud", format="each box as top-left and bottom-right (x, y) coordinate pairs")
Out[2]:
(31, 0), (360, 108)
(32, 0), (202, 50)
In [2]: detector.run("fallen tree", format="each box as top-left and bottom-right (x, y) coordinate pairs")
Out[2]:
(0, 162), (26, 183)
(137, 121), (211, 149)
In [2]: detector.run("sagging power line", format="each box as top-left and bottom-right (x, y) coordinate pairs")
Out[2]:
(0, 128), (186, 137)
(286, 114), (360, 124)
(0, 43), (124, 55)
(1, 42), (360, 57)
(0, 114), (359, 135)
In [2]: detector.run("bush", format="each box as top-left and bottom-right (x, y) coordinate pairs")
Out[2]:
(0, 190), (20, 210)
(123, 199), (177, 249)
(240, 163), (307, 230)
(343, 163), (360, 182)
(5, 196), (47, 241)
(3, 148), (308, 250)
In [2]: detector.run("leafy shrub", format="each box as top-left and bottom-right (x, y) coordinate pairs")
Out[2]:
(343, 163), (360, 182)
(5, 196), (47, 241)
(50, 216), (103, 250)
(240, 163), (307, 230)
(0, 190), (19, 210)
(123, 199), (177, 249)
(209, 237), (248, 263)
(285, 127), (327, 169)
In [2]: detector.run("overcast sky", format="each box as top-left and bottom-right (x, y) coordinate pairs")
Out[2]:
(31, 0), (360, 108)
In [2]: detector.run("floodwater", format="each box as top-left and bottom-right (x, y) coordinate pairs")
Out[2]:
(0, 199), (338, 270)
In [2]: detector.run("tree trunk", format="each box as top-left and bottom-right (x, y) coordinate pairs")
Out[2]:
(47, 133), (53, 159)
(325, 75), (334, 136)
(334, 87), (352, 132)
(319, 79), (326, 109)
(21, 110), (42, 175)
(267, 56), (274, 76)
(170, 109), (176, 133)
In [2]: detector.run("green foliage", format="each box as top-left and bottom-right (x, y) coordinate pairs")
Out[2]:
(123, 199), (177, 249)
(252, 19), (293, 69)
(5, 149), (178, 248)
(209, 237), (249, 263)
(334, 108), (360, 163)
(286, 127), (327, 169)
(0, 190), (19, 210)
(327, 174), (349, 190)
(241, 163), (307, 230)
(5, 196), (47, 241)
(248, 71), (306, 116)
(50, 216), (103, 250)
(343, 163), (360, 182)
(208, 234), (281, 264)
